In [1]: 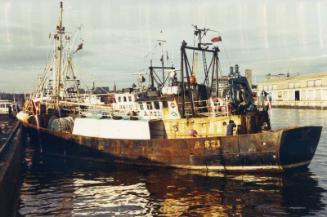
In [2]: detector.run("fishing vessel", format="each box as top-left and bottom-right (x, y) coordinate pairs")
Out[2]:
(17, 2), (322, 173)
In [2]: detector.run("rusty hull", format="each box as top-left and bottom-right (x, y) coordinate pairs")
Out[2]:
(22, 120), (322, 173)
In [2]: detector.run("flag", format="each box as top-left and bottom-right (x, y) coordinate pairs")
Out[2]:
(211, 36), (222, 43)
(74, 43), (83, 53)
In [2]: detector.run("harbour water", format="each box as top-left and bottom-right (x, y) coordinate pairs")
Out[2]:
(17, 109), (327, 216)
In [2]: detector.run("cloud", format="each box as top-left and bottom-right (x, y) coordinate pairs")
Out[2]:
(1, 0), (327, 92)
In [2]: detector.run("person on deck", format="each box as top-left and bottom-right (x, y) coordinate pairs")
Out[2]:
(226, 120), (236, 136)
(8, 105), (12, 119)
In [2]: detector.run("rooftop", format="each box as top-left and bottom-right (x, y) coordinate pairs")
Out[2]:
(258, 71), (327, 84)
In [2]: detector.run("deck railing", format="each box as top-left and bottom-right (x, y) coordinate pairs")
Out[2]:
(179, 99), (230, 117)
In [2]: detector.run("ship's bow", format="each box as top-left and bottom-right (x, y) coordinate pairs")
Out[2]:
(279, 126), (322, 170)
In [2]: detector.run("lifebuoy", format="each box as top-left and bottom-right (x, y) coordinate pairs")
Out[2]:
(170, 102), (176, 108)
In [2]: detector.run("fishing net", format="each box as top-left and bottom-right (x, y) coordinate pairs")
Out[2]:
(48, 116), (74, 132)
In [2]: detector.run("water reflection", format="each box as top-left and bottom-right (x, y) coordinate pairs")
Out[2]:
(270, 109), (327, 183)
(18, 150), (326, 217)
(270, 108), (327, 130)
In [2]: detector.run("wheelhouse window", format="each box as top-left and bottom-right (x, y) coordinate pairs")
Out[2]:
(146, 102), (153, 110)
(123, 96), (127, 102)
(128, 96), (132, 102)
(139, 103), (144, 110)
(154, 101), (160, 110)
(162, 101), (168, 108)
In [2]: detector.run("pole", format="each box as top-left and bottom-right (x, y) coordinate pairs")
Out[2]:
(215, 50), (219, 98)
(161, 47), (165, 85)
(149, 60), (154, 89)
(55, 1), (64, 106)
(180, 41), (185, 118)
(184, 53), (195, 117)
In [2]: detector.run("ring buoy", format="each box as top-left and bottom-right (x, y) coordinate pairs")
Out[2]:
(170, 102), (176, 108)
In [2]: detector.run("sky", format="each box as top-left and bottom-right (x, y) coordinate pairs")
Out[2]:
(1, 0), (327, 92)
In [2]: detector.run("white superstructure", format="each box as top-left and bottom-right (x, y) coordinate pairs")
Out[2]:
(0, 100), (13, 115)
(72, 118), (151, 140)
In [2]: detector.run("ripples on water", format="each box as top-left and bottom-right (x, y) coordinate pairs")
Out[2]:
(17, 109), (327, 216)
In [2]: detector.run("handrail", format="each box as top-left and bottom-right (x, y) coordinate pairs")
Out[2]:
(58, 100), (111, 109)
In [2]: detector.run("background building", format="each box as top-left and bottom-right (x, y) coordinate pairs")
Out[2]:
(257, 72), (327, 109)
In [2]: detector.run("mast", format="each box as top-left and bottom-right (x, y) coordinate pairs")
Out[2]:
(180, 41), (195, 117)
(158, 39), (166, 85)
(215, 48), (219, 98)
(193, 26), (210, 85)
(180, 27), (221, 117)
(149, 60), (155, 89)
(32, 1), (82, 108)
(148, 39), (174, 89)
(54, 1), (64, 105)
(180, 42), (185, 118)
